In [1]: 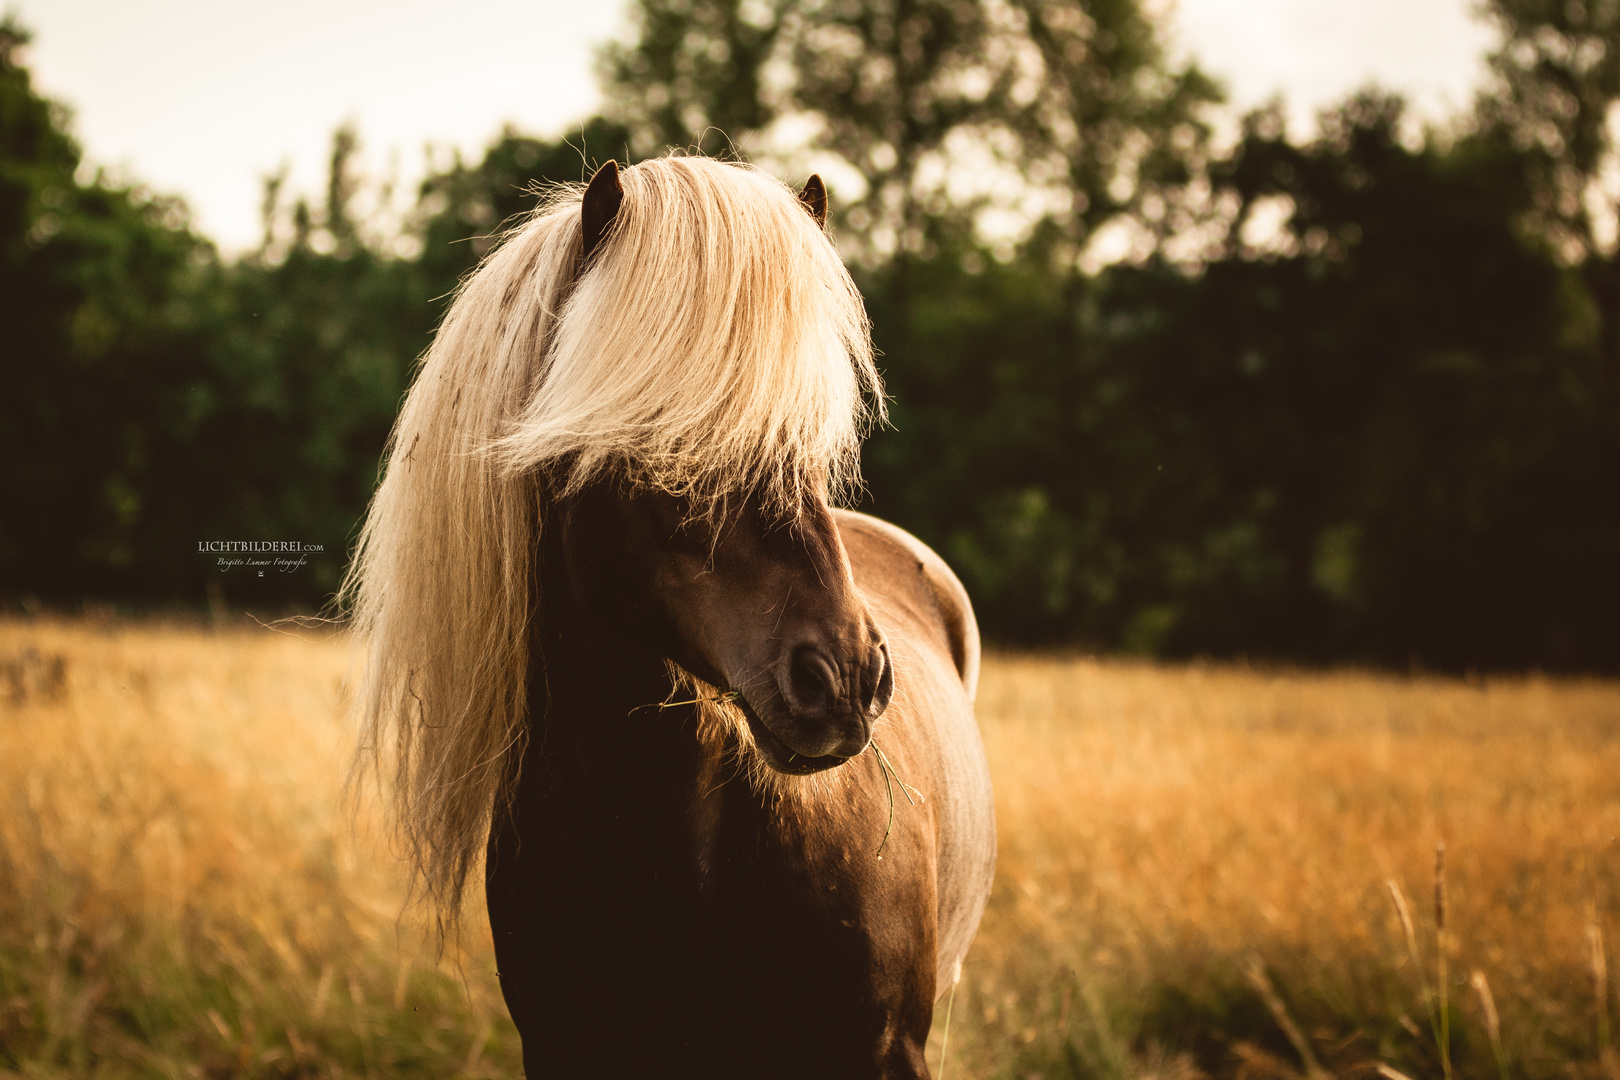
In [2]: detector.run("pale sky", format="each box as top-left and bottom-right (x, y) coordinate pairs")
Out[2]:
(14, 0), (1498, 252)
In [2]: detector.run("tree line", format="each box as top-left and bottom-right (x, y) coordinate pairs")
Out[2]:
(2, 0), (1617, 670)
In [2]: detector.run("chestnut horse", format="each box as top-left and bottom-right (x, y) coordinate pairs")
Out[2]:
(344, 156), (995, 1078)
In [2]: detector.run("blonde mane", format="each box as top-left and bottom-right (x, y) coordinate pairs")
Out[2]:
(341, 156), (883, 931)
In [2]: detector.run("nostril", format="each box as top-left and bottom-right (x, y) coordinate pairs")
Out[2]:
(867, 643), (894, 717)
(788, 646), (837, 712)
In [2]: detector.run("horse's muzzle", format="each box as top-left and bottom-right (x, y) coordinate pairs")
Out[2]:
(741, 633), (891, 771)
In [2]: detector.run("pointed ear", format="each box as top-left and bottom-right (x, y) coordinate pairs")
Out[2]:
(581, 160), (624, 263)
(798, 174), (828, 229)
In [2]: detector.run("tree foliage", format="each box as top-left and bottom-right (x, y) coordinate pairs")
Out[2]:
(0, 19), (215, 595)
(2, 2), (1616, 670)
(602, 0), (1219, 258)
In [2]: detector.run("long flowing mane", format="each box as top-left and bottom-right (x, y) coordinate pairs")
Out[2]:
(341, 156), (883, 929)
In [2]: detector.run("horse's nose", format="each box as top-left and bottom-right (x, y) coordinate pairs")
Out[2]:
(866, 640), (894, 718)
(774, 637), (884, 759)
(783, 634), (893, 720)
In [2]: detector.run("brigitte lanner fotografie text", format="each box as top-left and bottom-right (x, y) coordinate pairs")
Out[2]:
(197, 541), (324, 575)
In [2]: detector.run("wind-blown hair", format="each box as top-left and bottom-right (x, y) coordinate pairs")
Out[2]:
(341, 156), (883, 933)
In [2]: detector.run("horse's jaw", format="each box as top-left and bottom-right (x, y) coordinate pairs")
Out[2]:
(736, 695), (860, 775)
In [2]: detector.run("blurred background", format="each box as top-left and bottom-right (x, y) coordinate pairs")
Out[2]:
(3, 0), (1617, 670)
(6, 5), (1620, 1077)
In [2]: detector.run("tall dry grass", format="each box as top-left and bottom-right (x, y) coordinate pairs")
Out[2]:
(3, 618), (1618, 1078)
(949, 657), (1620, 1080)
(0, 618), (517, 1078)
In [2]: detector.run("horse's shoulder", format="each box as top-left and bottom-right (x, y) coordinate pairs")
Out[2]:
(832, 509), (980, 700)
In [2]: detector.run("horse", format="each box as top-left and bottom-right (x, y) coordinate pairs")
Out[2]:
(343, 155), (996, 1078)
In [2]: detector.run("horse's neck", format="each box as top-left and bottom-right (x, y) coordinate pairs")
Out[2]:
(514, 532), (731, 856)
(528, 586), (690, 763)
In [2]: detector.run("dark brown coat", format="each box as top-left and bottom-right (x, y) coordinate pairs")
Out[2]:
(485, 491), (995, 1079)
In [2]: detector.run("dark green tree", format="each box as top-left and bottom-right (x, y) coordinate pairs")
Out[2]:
(600, 0), (790, 158)
(0, 18), (219, 598)
(600, 0), (1219, 258)
(4, 1), (1615, 670)
(414, 117), (635, 297)
(146, 120), (639, 606)
(1477, 0), (1620, 399)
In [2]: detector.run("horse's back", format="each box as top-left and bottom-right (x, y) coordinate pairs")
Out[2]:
(834, 509), (995, 999)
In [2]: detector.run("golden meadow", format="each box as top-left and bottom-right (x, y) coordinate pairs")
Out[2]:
(3, 617), (1618, 1079)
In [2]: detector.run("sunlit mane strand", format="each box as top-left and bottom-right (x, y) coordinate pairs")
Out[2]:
(494, 157), (881, 508)
(340, 156), (883, 940)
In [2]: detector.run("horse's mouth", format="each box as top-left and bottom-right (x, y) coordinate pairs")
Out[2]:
(736, 697), (851, 775)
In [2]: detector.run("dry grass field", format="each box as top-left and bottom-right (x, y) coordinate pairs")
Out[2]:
(2, 617), (1619, 1079)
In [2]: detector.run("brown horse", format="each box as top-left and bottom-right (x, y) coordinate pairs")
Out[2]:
(344, 156), (995, 1078)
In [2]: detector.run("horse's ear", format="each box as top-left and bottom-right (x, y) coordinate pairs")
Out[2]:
(798, 174), (828, 229)
(581, 160), (624, 264)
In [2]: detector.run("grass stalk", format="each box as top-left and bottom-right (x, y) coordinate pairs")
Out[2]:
(1589, 920), (1611, 1058)
(871, 739), (913, 857)
(1074, 971), (1135, 1080)
(1244, 956), (1329, 1080)
(937, 974), (959, 1080)
(636, 689), (739, 715)
(1435, 843), (1452, 1080)
(1387, 879), (1437, 1035)
(1470, 969), (1509, 1080)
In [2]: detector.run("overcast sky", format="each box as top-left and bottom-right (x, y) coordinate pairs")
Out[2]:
(14, 0), (1498, 252)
